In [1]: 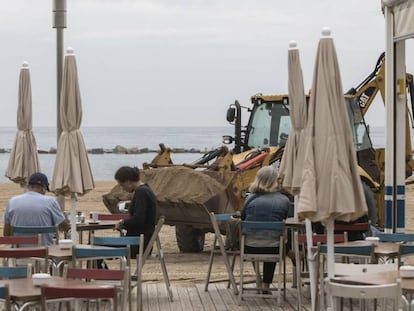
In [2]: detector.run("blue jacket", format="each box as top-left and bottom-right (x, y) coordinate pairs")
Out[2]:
(241, 192), (290, 247)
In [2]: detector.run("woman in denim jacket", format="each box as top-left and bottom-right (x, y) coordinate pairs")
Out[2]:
(241, 166), (290, 293)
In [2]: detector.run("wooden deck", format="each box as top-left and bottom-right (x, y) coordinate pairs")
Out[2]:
(138, 281), (312, 310)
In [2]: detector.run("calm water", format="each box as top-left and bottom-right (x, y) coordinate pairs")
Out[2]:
(0, 125), (403, 182)
(0, 126), (233, 182)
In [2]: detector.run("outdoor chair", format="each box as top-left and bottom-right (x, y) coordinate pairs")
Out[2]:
(91, 234), (143, 311)
(325, 279), (405, 310)
(71, 245), (128, 270)
(0, 247), (49, 273)
(95, 213), (129, 221)
(238, 220), (285, 306)
(0, 265), (33, 310)
(11, 225), (59, 246)
(40, 284), (118, 311)
(293, 231), (347, 310)
(64, 266), (128, 311)
(204, 212), (239, 295)
(0, 235), (40, 247)
(317, 243), (376, 310)
(140, 216), (173, 304)
(333, 222), (371, 241)
(0, 265), (32, 279)
(377, 232), (414, 243)
(0, 284), (11, 311)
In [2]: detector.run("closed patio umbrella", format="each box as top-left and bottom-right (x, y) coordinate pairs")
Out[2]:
(278, 41), (318, 310)
(51, 47), (95, 243)
(278, 41), (307, 196)
(5, 61), (40, 188)
(297, 28), (367, 278)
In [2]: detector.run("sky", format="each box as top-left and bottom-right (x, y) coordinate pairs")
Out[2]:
(0, 0), (410, 127)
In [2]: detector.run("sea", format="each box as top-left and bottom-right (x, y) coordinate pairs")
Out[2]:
(0, 125), (398, 182)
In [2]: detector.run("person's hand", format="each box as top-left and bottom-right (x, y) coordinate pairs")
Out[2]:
(230, 211), (241, 223)
(59, 220), (71, 232)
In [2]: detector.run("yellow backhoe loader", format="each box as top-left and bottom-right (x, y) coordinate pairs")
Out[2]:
(103, 53), (414, 252)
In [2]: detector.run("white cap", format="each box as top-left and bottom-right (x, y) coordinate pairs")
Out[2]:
(288, 40), (297, 50)
(321, 27), (331, 38)
(66, 46), (74, 54)
(22, 61), (29, 68)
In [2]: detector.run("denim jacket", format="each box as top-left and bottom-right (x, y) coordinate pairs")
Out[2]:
(241, 192), (290, 247)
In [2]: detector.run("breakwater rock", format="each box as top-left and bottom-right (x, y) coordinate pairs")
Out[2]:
(26, 146), (208, 155)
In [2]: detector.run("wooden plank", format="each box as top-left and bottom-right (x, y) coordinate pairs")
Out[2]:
(139, 281), (312, 311)
(168, 286), (184, 311)
(147, 283), (160, 311)
(155, 282), (172, 311)
(215, 283), (249, 311)
(187, 285), (205, 310)
(195, 282), (217, 311)
(207, 282), (228, 311)
(176, 285), (194, 310)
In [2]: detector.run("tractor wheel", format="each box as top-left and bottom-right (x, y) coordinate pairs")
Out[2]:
(175, 225), (205, 253)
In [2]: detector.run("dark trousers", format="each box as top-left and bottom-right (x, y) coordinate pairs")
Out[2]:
(244, 245), (279, 284)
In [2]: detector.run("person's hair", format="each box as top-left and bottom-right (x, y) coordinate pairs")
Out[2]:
(248, 166), (279, 193)
(114, 166), (140, 183)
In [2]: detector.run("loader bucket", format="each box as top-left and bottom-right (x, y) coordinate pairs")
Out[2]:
(140, 167), (242, 229)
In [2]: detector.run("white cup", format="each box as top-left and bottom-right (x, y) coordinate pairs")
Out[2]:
(91, 212), (99, 222)
(119, 202), (127, 212)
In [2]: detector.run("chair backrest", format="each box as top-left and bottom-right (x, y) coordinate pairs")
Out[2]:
(72, 246), (128, 269)
(241, 220), (284, 232)
(240, 220), (285, 248)
(334, 262), (398, 276)
(11, 225), (59, 245)
(0, 284), (11, 311)
(318, 243), (376, 263)
(92, 235), (143, 268)
(94, 213), (129, 221)
(40, 285), (118, 311)
(65, 265), (128, 310)
(377, 233), (414, 243)
(325, 279), (402, 310)
(209, 212), (239, 251)
(0, 265), (32, 279)
(65, 266), (127, 282)
(0, 247), (49, 272)
(334, 222), (371, 240)
(297, 232), (348, 246)
(0, 236), (40, 247)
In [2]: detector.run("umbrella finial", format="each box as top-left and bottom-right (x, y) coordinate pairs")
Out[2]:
(289, 40), (297, 50)
(321, 27), (332, 38)
(66, 47), (74, 54)
(22, 61), (29, 68)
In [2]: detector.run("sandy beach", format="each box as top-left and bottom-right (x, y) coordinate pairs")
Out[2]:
(1, 181), (414, 284)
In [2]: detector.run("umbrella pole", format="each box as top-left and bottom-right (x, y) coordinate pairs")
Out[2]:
(327, 220), (334, 278)
(70, 194), (78, 244)
(305, 218), (316, 311)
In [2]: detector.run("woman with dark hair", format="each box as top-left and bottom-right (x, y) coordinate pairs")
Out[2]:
(114, 166), (157, 256)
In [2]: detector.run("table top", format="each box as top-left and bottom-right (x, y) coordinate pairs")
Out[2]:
(0, 276), (112, 302)
(75, 220), (119, 231)
(333, 270), (414, 291)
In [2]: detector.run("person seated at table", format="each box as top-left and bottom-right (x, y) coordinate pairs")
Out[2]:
(241, 166), (290, 294)
(3, 172), (70, 245)
(313, 182), (376, 241)
(114, 166), (157, 257)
